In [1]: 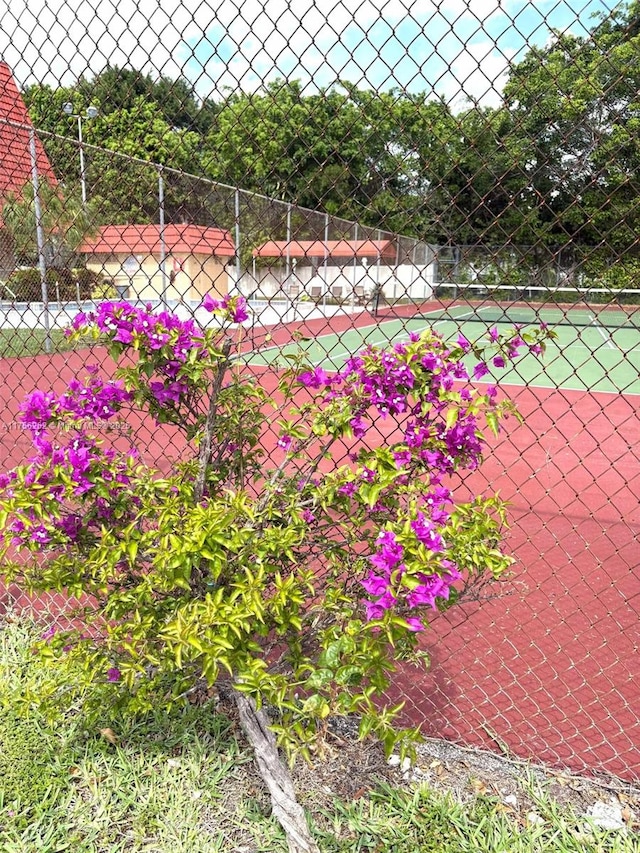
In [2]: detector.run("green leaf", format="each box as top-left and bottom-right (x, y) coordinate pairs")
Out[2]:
(301, 694), (330, 718)
(485, 410), (500, 437)
(445, 406), (459, 430)
(335, 665), (363, 686)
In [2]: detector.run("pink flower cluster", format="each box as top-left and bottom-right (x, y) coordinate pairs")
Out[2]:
(71, 301), (202, 350)
(361, 528), (461, 631)
(71, 302), (215, 409)
(70, 299), (247, 411)
(295, 326), (542, 628)
(1, 433), (139, 550)
(202, 293), (249, 323)
(20, 368), (132, 453)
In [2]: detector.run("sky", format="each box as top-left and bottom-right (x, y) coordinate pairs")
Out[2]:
(0, 0), (620, 108)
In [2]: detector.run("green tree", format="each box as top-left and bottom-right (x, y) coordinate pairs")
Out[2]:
(84, 96), (202, 223)
(502, 6), (640, 253)
(24, 74), (212, 224)
(76, 65), (219, 134)
(203, 81), (372, 213)
(2, 182), (96, 267)
(24, 66), (218, 140)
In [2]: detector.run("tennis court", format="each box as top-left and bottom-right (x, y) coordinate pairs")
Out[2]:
(247, 302), (640, 395)
(1, 309), (638, 778)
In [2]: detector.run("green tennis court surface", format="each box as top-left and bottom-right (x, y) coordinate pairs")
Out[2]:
(246, 306), (640, 395)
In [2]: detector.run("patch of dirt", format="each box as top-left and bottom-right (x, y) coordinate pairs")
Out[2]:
(290, 730), (640, 834)
(210, 691), (640, 842)
(406, 736), (640, 828)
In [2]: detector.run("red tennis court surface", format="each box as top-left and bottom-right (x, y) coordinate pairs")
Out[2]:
(1, 334), (638, 781)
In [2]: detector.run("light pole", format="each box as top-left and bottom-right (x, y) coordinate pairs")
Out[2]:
(62, 103), (98, 206)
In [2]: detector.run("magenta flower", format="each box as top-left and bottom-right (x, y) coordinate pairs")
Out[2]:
(33, 434), (53, 455)
(456, 334), (471, 353)
(106, 667), (121, 683)
(361, 572), (390, 596)
(203, 293), (248, 322)
(364, 589), (398, 621)
(113, 326), (134, 344)
(338, 481), (357, 496)
(369, 530), (404, 574)
(150, 380), (186, 405)
(57, 515), (83, 541)
(452, 361), (469, 379)
(393, 449), (412, 469)
(202, 293), (221, 312)
(230, 297), (249, 323)
(20, 389), (57, 427)
(298, 366), (331, 389)
(406, 574), (450, 609)
(350, 416), (366, 438)
(473, 362), (490, 380)
(30, 525), (51, 545)
(60, 376), (132, 420)
(411, 513), (445, 551)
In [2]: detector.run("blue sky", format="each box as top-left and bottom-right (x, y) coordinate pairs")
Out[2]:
(184, 0), (618, 107)
(0, 0), (620, 108)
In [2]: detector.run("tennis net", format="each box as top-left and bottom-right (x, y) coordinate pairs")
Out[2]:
(427, 284), (640, 329)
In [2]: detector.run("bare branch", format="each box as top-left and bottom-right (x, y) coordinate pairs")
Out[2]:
(194, 339), (232, 504)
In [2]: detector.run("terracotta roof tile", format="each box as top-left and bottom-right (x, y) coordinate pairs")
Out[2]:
(79, 224), (236, 257)
(252, 239), (397, 261)
(0, 62), (57, 209)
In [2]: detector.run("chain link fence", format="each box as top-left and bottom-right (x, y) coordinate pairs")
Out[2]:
(0, 0), (638, 783)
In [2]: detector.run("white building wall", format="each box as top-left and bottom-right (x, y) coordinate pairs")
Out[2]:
(233, 262), (436, 301)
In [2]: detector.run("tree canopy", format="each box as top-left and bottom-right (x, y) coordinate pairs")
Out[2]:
(16, 7), (640, 259)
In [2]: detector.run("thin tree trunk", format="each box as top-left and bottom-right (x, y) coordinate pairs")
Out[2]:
(194, 338), (232, 504)
(233, 690), (321, 853)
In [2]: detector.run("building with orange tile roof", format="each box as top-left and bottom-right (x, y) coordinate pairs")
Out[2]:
(79, 223), (236, 302)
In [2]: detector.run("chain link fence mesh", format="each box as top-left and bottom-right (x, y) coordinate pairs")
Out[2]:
(0, 0), (638, 782)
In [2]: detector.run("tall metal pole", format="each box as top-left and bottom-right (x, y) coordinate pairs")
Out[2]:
(29, 128), (52, 354)
(77, 115), (87, 208)
(323, 213), (329, 308)
(285, 203), (292, 282)
(374, 229), (383, 316)
(351, 223), (358, 308)
(235, 188), (241, 291)
(63, 104), (98, 206)
(158, 167), (168, 305)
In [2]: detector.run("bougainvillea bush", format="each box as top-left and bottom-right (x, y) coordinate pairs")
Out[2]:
(0, 298), (550, 760)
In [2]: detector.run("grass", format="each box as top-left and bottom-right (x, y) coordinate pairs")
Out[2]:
(0, 328), (81, 357)
(315, 783), (640, 853)
(1, 616), (638, 853)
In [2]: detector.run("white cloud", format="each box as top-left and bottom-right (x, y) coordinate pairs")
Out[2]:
(0, 0), (606, 106)
(436, 39), (520, 109)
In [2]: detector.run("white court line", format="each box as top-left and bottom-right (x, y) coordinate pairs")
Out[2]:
(307, 331), (634, 370)
(250, 306), (637, 369)
(588, 313), (616, 350)
(304, 306), (512, 367)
